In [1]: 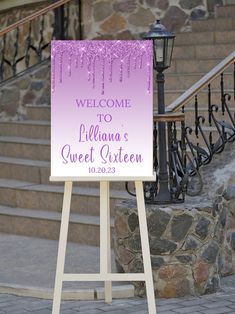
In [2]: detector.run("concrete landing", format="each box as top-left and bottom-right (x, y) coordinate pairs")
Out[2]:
(0, 234), (134, 300)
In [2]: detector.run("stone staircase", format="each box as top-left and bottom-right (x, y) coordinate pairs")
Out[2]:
(0, 5), (234, 245)
(165, 5), (235, 105)
(163, 4), (235, 147)
(0, 105), (132, 245)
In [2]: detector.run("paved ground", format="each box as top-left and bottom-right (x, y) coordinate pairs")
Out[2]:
(0, 234), (234, 313)
(0, 275), (235, 314)
(0, 234), (125, 292)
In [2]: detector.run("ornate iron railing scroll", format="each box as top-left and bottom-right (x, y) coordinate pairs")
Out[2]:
(126, 51), (235, 203)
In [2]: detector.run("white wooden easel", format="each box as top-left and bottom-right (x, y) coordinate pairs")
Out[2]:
(51, 179), (157, 314)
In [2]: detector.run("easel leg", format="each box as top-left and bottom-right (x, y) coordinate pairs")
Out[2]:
(100, 181), (112, 303)
(52, 181), (73, 314)
(135, 181), (157, 314)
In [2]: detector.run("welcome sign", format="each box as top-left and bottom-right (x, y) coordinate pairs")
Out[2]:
(51, 40), (154, 180)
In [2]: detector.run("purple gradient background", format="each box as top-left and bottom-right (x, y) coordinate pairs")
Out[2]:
(51, 40), (153, 179)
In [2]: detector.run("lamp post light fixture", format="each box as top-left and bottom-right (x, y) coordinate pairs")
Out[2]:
(143, 20), (175, 204)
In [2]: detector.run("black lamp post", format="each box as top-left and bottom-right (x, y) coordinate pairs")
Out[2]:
(143, 20), (175, 204)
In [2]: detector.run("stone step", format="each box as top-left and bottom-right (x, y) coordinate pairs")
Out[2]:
(0, 205), (108, 246)
(26, 105), (50, 121)
(181, 124), (232, 139)
(216, 5), (235, 18)
(173, 43), (235, 60)
(184, 107), (235, 127)
(0, 179), (131, 217)
(164, 72), (234, 91)
(0, 136), (50, 161)
(175, 125), (234, 147)
(174, 30), (235, 47)
(167, 58), (227, 75)
(0, 156), (49, 184)
(157, 106), (235, 145)
(163, 89), (234, 107)
(192, 17), (235, 32)
(0, 120), (50, 139)
(0, 156), (126, 190)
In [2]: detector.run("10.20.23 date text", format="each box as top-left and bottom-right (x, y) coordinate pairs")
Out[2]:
(88, 167), (115, 174)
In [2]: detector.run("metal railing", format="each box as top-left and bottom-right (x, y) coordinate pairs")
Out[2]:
(127, 51), (235, 203)
(0, 0), (82, 83)
(167, 51), (235, 112)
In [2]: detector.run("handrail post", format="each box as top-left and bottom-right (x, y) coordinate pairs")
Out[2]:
(54, 5), (65, 40)
(78, 0), (83, 39)
(155, 71), (172, 203)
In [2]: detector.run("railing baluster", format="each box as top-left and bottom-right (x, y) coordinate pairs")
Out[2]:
(208, 84), (212, 126)
(25, 21), (32, 68)
(168, 121), (173, 193)
(181, 120), (186, 171)
(153, 121), (158, 172)
(38, 15), (45, 61)
(54, 5), (65, 40)
(13, 27), (19, 75)
(0, 34), (6, 81)
(233, 62), (235, 100)
(78, 0), (83, 39)
(195, 95), (199, 138)
(142, 120), (159, 202)
(64, 3), (70, 39)
(220, 73), (225, 115)
(208, 83), (213, 148)
(173, 121), (177, 141)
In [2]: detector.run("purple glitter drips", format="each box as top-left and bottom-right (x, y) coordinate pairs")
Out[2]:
(51, 54), (55, 93)
(109, 56), (113, 83)
(68, 54), (72, 77)
(75, 55), (79, 68)
(127, 55), (131, 79)
(59, 52), (63, 83)
(51, 40), (152, 95)
(101, 57), (105, 95)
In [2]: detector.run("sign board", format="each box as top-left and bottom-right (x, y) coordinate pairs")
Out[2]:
(51, 40), (154, 180)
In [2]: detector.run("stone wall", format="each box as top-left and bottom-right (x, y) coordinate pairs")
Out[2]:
(83, 0), (223, 40)
(114, 200), (226, 297)
(0, 61), (50, 121)
(215, 176), (235, 276)
(114, 160), (235, 299)
(0, 0), (228, 40)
